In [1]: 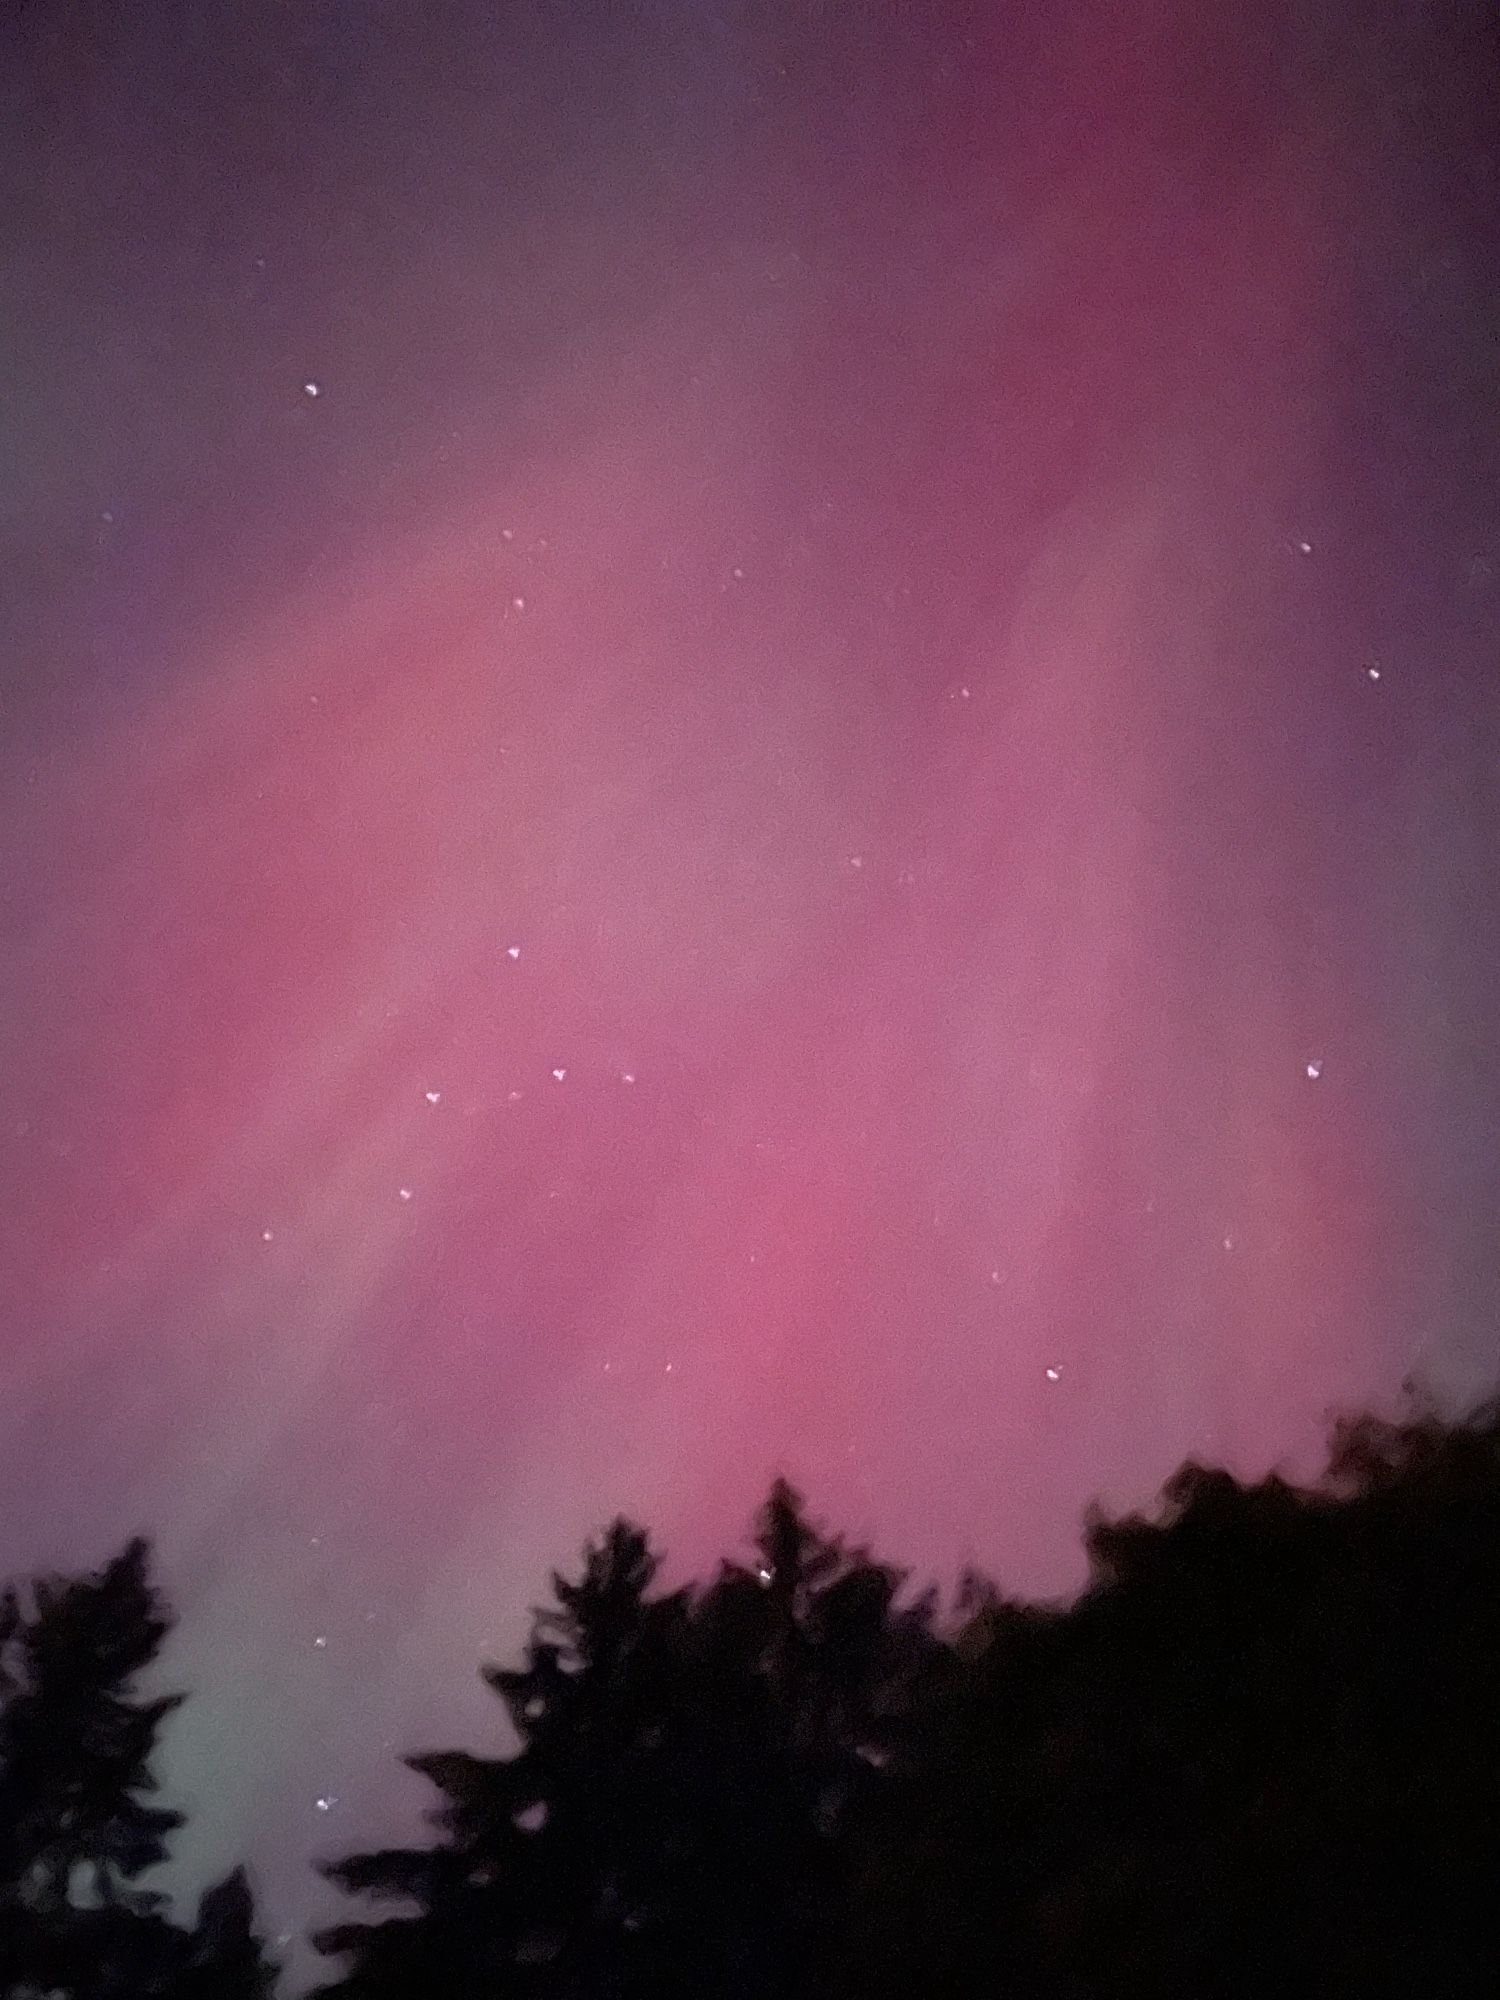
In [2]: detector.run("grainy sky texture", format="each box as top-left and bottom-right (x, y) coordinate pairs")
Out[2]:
(2, 0), (1498, 1961)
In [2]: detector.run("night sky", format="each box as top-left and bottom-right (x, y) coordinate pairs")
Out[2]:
(3, 0), (1499, 1965)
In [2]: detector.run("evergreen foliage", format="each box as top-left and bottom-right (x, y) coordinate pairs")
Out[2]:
(0, 1540), (279, 1999)
(8, 1399), (1500, 1996)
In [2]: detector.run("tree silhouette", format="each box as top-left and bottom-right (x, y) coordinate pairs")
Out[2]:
(312, 1516), (694, 1998)
(683, 1479), (942, 1998)
(314, 1484), (937, 1999)
(835, 1397), (1500, 1997)
(0, 1539), (182, 1917)
(174, 1867), (281, 1999)
(8, 1404), (1498, 1996)
(0, 1538), (185, 1996)
(0, 1538), (279, 1999)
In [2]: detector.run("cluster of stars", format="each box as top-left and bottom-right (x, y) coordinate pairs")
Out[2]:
(368, 1054), (644, 1209)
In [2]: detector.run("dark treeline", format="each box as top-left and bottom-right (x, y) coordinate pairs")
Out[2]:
(5, 1396), (1500, 1996)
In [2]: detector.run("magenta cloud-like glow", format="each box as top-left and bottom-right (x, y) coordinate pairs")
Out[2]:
(2, 0), (1498, 1961)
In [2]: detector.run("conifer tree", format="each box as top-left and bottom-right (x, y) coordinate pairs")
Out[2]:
(686, 1479), (940, 1997)
(0, 1539), (279, 2000)
(175, 1867), (280, 2000)
(0, 1538), (183, 1919)
(312, 1517), (690, 1999)
(834, 1399), (1500, 1997)
(314, 1488), (936, 2000)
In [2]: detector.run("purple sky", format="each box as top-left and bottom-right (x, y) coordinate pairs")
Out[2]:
(3, 0), (1498, 1967)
